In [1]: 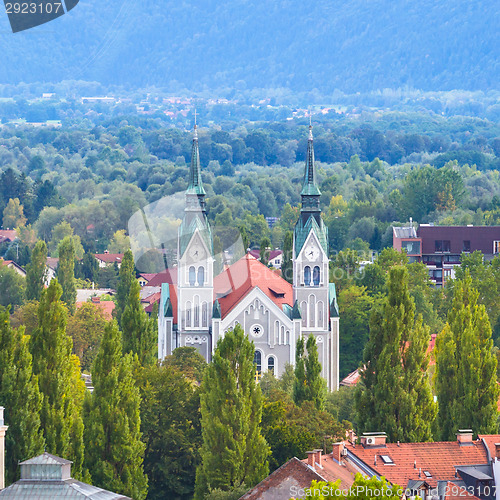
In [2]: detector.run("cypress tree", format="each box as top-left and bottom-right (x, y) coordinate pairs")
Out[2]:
(435, 272), (499, 440)
(30, 280), (87, 479)
(293, 336), (307, 406)
(57, 236), (76, 314)
(121, 279), (156, 366)
(25, 240), (47, 302)
(355, 266), (436, 442)
(281, 231), (293, 284)
(115, 249), (135, 326)
(0, 306), (44, 484)
(293, 335), (326, 410)
(194, 324), (270, 498)
(84, 321), (148, 500)
(305, 335), (326, 410)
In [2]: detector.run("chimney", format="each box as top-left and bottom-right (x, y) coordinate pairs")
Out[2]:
(332, 442), (344, 463)
(306, 451), (315, 469)
(0, 407), (8, 489)
(456, 429), (473, 445)
(347, 429), (356, 444)
(314, 449), (322, 467)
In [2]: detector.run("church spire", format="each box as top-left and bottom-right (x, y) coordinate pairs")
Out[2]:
(301, 124), (321, 197)
(186, 121), (206, 197)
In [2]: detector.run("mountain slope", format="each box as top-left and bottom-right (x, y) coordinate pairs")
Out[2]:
(0, 0), (497, 92)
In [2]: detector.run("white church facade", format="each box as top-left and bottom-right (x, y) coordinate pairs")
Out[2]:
(157, 124), (340, 389)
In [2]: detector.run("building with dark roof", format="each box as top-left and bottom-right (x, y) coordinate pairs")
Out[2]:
(393, 223), (500, 287)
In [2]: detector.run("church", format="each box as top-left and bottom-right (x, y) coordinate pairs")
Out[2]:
(157, 124), (340, 390)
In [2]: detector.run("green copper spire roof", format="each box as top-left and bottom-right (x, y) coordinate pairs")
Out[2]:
(300, 125), (321, 197)
(186, 125), (206, 196)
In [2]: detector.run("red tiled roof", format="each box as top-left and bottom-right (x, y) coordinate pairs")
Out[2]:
(76, 300), (115, 321)
(443, 481), (481, 500)
(241, 457), (325, 500)
(479, 434), (500, 461)
(94, 253), (124, 264)
(346, 440), (488, 488)
(146, 268), (177, 287)
(139, 273), (157, 282)
(302, 453), (358, 489)
(214, 254), (293, 318)
(142, 292), (161, 305)
(0, 229), (18, 242)
(340, 368), (362, 387)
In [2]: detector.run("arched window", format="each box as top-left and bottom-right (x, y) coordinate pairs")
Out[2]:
(189, 266), (196, 286)
(202, 302), (208, 327)
(301, 301), (307, 327)
(186, 301), (192, 328)
(268, 356), (275, 375)
(197, 266), (205, 286)
(254, 351), (262, 376)
(194, 296), (200, 327)
(281, 325), (285, 345)
(313, 266), (320, 286)
(317, 301), (324, 328)
(304, 266), (311, 286)
(309, 295), (316, 328)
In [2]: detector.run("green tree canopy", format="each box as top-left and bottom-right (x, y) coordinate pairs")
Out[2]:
(194, 324), (270, 498)
(355, 266), (436, 442)
(57, 236), (77, 314)
(30, 280), (86, 480)
(25, 240), (48, 302)
(84, 321), (148, 499)
(0, 306), (44, 484)
(435, 271), (499, 440)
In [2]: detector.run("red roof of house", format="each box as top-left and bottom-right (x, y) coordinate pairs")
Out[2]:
(240, 457), (325, 500)
(142, 292), (161, 305)
(94, 253), (124, 264)
(76, 300), (115, 321)
(214, 254), (293, 318)
(0, 230), (18, 242)
(443, 481), (481, 500)
(46, 257), (59, 270)
(345, 440), (488, 488)
(479, 434), (500, 460)
(139, 273), (157, 283)
(302, 453), (358, 489)
(340, 369), (362, 387)
(146, 268), (177, 287)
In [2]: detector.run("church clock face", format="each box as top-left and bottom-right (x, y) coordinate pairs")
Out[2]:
(189, 243), (205, 260)
(305, 242), (320, 262)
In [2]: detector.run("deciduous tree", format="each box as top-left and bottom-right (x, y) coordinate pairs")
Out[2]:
(25, 240), (47, 302)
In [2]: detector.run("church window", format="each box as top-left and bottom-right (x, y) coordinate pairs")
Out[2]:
(281, 325), (285, 345)
(268, 356), (275, 375)
(318, 301), (324, 328)
(254, 351), (262, 376)
(197, 266), (205, 286)
(313, 266), (320, 286)
(308, 295), (316, 328)
(304, 266), (311, 285)
(186, 301), (192, 328)
(189, 266), (196, 286)
(194, 296), (200, 327)
(202, 302), (208, 327)
(301, 301), (307, 327)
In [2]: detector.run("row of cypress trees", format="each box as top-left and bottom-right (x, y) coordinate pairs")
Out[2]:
(0, 247), (156, 499)
(356, 266), (499, 441)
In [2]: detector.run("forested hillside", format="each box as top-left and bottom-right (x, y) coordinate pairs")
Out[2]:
(0, 0), (497, 93)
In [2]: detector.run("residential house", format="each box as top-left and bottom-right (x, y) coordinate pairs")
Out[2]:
(94, 252), (124, 268)
(249, 249), (284, 269)
(0, 260), (26, 277)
